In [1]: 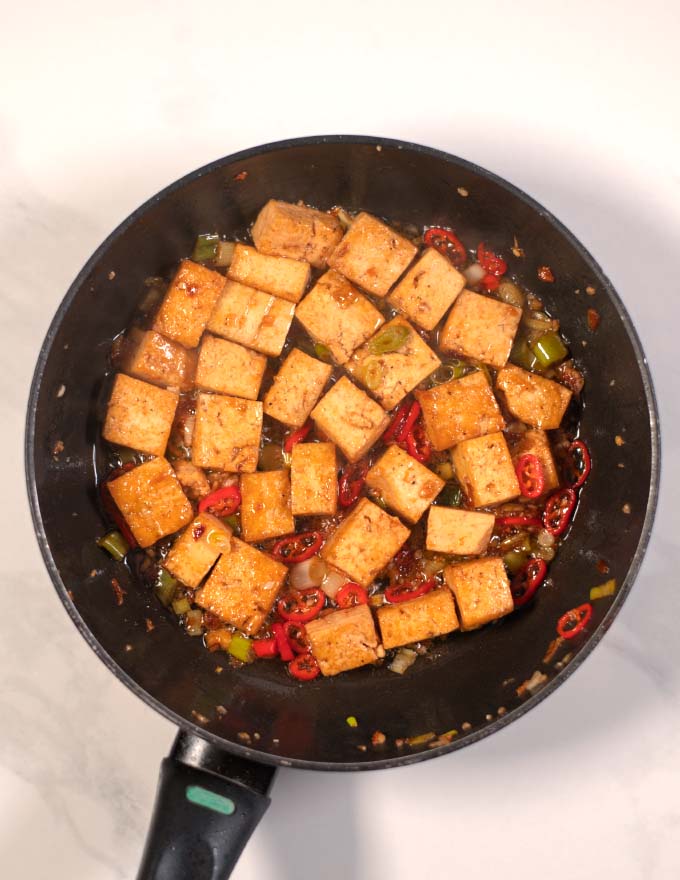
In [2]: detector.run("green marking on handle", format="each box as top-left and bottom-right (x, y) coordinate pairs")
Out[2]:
(186, 785), (235, 816)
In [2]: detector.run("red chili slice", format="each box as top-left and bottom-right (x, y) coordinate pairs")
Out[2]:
(382, 401), (412, 445)
(567, 440), (592, 489)
(338, 460), (369, 508)
(396, 401), (421, 445)
(283, 422), (312, 454)
(556, 603), (593, 640)
(100, 464), (138, 548)
(385, 578), (436, 604)
(511, 558), (548, 608)
(480, 273), (500, 292)
(423, 227), (467, 268)
(477, 242), (508, 276)
(495, 514), (543, 529)
(336, 583), (369, 608)
(543, 487), (577, 536)
(277, 587), (325, 623)
(198, 485), (241, 517)
(252, 637), (278, 658)
(405, 420), (431, 464)
(272, 622), (294, 661)
(288, 653), (320, 681)
(283, 621), (311, 654)
(271, 531), (324, 564)
(515, 454), (545, 499)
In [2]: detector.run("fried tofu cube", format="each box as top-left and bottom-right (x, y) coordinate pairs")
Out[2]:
(164, 514), (233, 589)
(426, 507), (495, 556)
(321, 498), (410, 587)
(365, 445), (444, 524)
(294, 270), (384, 365)
(451, 432), (520, 508)
(377, 589), (459, 649)
(228, 243), (311, 304)
(439, 289), (522, 368)
(291, 443), (337, 516)
(239, 470), (294, 543)
(107, 457), (193, 548)
(252, 199), (344, 269)
(306, 605), (382, 676)
(124, 330), (196, 391)
(347, 317), (441, 411)
(207, 280), (295, 357)
(510, 429), (560, 492)
(103, 373), (178, 456)
(328, 212), (417, 297)
(311, 377), (390, 463)
(496, 364), (572, 429)
(191, 392), (263, 473)
(415, 370), (505, 452)
(263, 348), (332, 427)
(172, 460), (211, 501)
(388, 248), (466, 330)
(195, 538), (287, 635)
(195, 334), (267, 400)
(444, 557), (513, 630)
(153, 259), (226, 349)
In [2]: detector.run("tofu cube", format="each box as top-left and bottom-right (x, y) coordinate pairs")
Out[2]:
(294, 270), (385, 365)
(365, 445), (444, 524)
(415, 370), (505, 452)
(172, 460), (211, 501)
(291, 443), (337, 516)
(451, 432), (520, 508)
(377, 589), (459, 649)
(311, 377), (390, 463)
(252, 199), (344, 269)
(195, 538), (287, 635)
(444, 557), (513, 630)
(195, 334), (267, 400)
(228, 243), (311, 303)
(347, 317), (440, 411)
(496, 364), (572, 429)
(510, 429), (560, 492)
(263, 348), (332, 428)
(164, 514), (233, 589)
(153, 259), (226, 349)
(207, 280), (295, 357)
(107, 457), (193, 548)
(124, 330), (196, 391)
(426, 507), (495, 556)
(306, 605), (382, 676)
(388, 248), (466, 330)
(321, 498), (410, 587)
(439, 289), (522, 368)
(191, 392), (263, 473)
(239, 470), (295, 543)
(103, 373), (178, 456)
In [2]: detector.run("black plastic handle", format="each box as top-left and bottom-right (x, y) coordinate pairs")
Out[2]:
(137, 730), (276, 880)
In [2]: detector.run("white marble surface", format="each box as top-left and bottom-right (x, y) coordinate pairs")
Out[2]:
(2, 2), (679, 877)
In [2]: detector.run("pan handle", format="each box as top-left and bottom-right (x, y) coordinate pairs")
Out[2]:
(136, 730), (276, 880)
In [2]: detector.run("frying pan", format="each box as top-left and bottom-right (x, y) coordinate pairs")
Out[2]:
(25, 136), (659, 879)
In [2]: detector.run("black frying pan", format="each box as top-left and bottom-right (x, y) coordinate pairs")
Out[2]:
(25, 136), (659, 879)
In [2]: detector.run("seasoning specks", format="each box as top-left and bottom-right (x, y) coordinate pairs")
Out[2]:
(192, 710), (209, 725)
(216, 705), (227, 717)
(375, 145), (383, 152)
(537, 265), (555, 282)
(586, 285), (596, 296)
(615, 435), (625, 446)
(371, 730), (386, 746)
(461, 721), (472, 732)
(56, 384), (66, 398)
(52, 440), (64, 458)
(108, 270), (116, 281)
(237, 731), (251, 743)
(346, 715), (358, 728)
(233, 171), (248, 181)
(457, 186), (469, 198)
(622, 503), (631, 514)
(145, 618), (155, 633)
(511, 236), (524, 257)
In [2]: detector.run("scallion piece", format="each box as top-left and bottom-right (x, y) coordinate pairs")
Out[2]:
(531, 332), (568, 369)
(172, 596), (191, 616)
(359, 358), (385, 390)
(510, 337), (541, 372)
(192, 233), (220, 263)
(590, 579), (617, 601)
(227, 632), (253, 662)
(431, 360), (469, 385)
(503, 549), (529, 574)
(437, 483), (463, 507)
(97, 530), (129, 562)
(155, 568), (178, 607)
(368, 324), (410, 355)
(214, 241), (235, 267)
(314, 342), (333, 362)
(185, 609), (204, 637)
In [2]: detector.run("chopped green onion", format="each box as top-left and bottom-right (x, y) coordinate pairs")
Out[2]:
(369, 493), (388, 510)
(437, 483), (463, 507)
(172, 596), (191, 616)
(114, 446), (138, 466)
(192, 233), (220, 263)
(185, 609), (204, 636)
(259, 444), (287, 471)
(434, 461), (454, 481)
(228, 632), (253, 662)
(510, 337), (541, 371)
(407, 732), (436, 747)
(499, 532), (532, 554)
(368, 324), (410, 355)
(590, 579), (617, 601)
(430, 360), (469, 385)
(314, 342), (333, 362)
(155, 568), (178, 606)
(531, 332), (568, 369)
(474, 362), (493, 384)
(97, 530), (129, 562)
(214, 241), (235, 267)
(224, 513), (241, 535)
(359, 358), (385, 390)
(346, 716), (358, 728)
(496, 280), (525, 308)
(503, 549), (529, 574)
(388, 648), (418, 674)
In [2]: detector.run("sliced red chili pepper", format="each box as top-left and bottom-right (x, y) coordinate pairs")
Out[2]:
(477, 242), (507, 276)
(338, 460), (368, 507)
(288, 653), (320, 681)
(198, 485), (241, 517)
(495, 514), (543, 529)
(556, 603), (593, 640)
(252, 637), (278, 658)
(511, 558), (548, 608)
(283, 422), (312, 454)
(277, 587), (325, 623)
(336, 583), (369, 608)
(480, 273), (500, 292)
(271, 531), (324, 564)
(272, 622), (294, 661)
(395, 401), (421, 445)
(405, 420), (431, 464)
(283, 621), (311, 654)
(515, 454), (545, 499)
(423, 227), (467, 268)
(566, 440), (591, 489)
(100, 463), (138, 548)
(543, 487), (577, 536)
(385, 578), (436, 604)
(382, 401), (412, 445)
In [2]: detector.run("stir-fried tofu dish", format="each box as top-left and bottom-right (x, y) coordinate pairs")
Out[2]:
(98, 201), (591, 681)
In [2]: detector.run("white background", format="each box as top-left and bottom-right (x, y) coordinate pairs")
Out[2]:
(2, 1), (680, 878)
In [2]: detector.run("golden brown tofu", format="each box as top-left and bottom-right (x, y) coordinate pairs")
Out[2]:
(294, 270), (384, 365)
(252, 199), (344, 269)
(239, 470), (295, 543)
(328, 212), (417, 297)
(321, 498), (410, 587)
(195, 334), (267, 400)
(107, 457), (193, 549)
(426, 507), (495, 556)
(207, 280), (295, 357)
(263, 348), (332, 427)
(365, 445), (444, 524)
(311, 377), (390, 463)
(415, 370), (505, 452)
(153, 259), (226, 349)
(172, 460), (211, 501)
(496, 364), (572, 429)
(444, 557), (513, 630)
(124, 330), (196, 391)
(388, 248), (466, 331)
(102, 373), (178, 457)
(346, 317), (441, 411)
(306, 605), (383, 676)
(377, 589), (459, 649)
(451, 432), (521, 508)
(291, 443), (337, 516)
(191, 392), (263, 473)
(195, 539), (287, 635)
(164, 514), (232, 588)
(439, 289), (522, 368)
(228, 243), (311, 304)
(510, 429), (560, 492)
